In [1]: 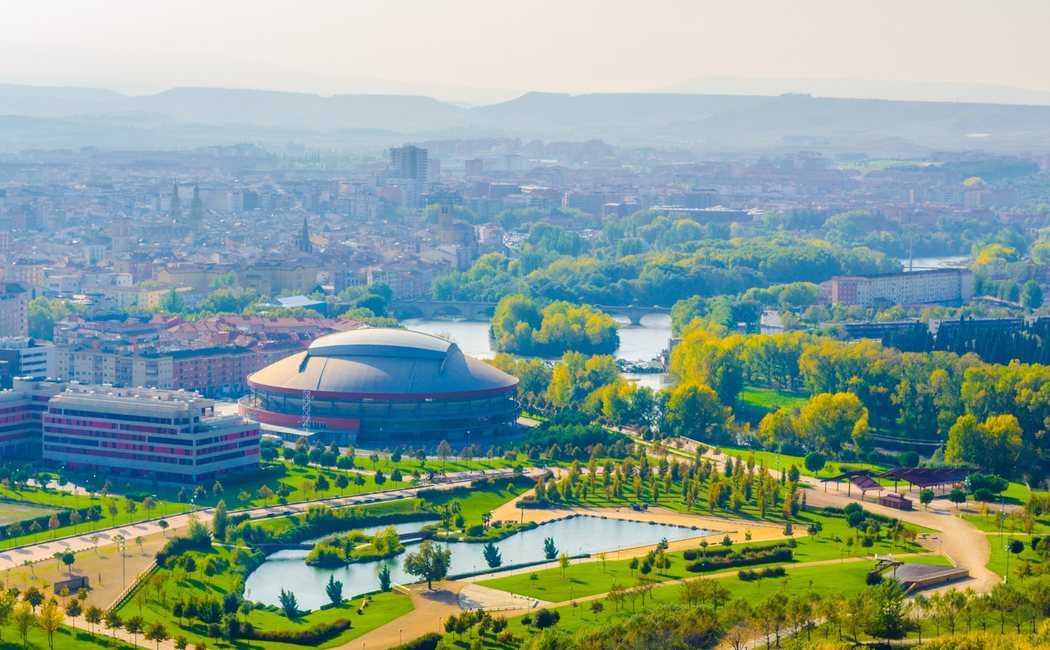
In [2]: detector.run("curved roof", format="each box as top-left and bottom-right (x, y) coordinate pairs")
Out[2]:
(248, 328), (517, 398)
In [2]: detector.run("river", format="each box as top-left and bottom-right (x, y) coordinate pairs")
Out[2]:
(402, 313), (674, 390)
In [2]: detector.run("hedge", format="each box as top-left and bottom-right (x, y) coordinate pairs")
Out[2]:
(686, 546), (793, 573)
(738, 566), (787, 581)
(245, 619), (351, 644)
(392, 632), (441, 650)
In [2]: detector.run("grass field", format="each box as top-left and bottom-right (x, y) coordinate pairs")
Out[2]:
(493, 558), (951, 642)
(479, 509), (930, 602)
(735, 387), (809, 425)
(0, 500), (58, 526)
(0, 625), (138, 650)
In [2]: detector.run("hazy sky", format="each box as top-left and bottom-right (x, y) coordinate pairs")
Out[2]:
(3, 0), (1049, 101)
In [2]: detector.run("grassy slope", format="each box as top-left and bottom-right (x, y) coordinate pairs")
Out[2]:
(117, 545), (412, 650)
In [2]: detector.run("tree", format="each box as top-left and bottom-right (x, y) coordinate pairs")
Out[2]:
(325, 575), (343, 606)
(948, 488), (967, 510)
(125, 615), (145, 646)
(160, 288), (185, 314)
(558, 552), (571, 576)
(12, 601), (35, 649)
(145, 621), (169, 650)
(436, 440), (452, 471)
(403, 540), (452, 589)
(378, 565), (392, 592)
(543, 537), (558, 560)
(0, 592), (15, 643)
(482, 542), (503, 569)
(212, 500), (229, 541)
(863, 580), (912, 641)
(83, 605), (103, 635)
(61, 552), (75, 577)
(278, 589), (300, 620)
(663, 382), (731, 442)
(804, 451), (826, 474)
(533, 608), (560, 630)
(919, 488), (935, 510)
(1021, 280), (1043, 309)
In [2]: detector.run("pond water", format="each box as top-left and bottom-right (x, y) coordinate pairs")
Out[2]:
(244, 515), (708, 610)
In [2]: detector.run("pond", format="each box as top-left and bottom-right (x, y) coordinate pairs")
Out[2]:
(244, 515), (709, 610)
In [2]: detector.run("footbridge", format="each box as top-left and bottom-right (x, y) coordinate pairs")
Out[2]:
(391, 299), (671, 325)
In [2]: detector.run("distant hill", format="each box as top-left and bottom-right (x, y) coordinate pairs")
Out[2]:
(2, 83), (1050, 152)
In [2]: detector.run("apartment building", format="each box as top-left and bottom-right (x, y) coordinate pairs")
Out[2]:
(827, 268), (974, 307)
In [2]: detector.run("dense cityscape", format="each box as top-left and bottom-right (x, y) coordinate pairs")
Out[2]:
(2, 3), (1050, 650)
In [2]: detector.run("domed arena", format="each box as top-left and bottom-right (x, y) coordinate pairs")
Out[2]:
(240, 328), (520, 448)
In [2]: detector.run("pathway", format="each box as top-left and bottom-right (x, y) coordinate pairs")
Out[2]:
(0, 468), (538, 576)
(342, 582), (467, 649)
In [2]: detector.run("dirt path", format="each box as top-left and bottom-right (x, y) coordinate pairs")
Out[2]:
(704, 448), (1000, 594)
(338, 583), (466, 649)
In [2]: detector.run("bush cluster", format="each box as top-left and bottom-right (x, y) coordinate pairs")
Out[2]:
(738, 566), (787, 581)
(245, 619), (351, 644)
(685, 544), (792, 573)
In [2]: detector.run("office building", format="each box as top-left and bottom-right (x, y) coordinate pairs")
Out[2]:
(42, 385), (260, 482)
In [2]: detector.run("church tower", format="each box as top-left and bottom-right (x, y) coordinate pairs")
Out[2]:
(169, 183), (181, 220)
(297, 216), (313, 253)
(190, 184), (203, 229)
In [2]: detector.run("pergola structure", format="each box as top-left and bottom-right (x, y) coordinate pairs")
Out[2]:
(879, 467), (972, 493)
(820, 467), (972, 503)
(820, 469), (884, 501)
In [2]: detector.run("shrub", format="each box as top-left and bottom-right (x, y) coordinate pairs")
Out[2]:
(391, 632), (441, 650)
(867, 570), (884, 585)
(738, 566), (786, 581)
(466, 524), (485, 537)
(686, 546), (793, 573)
(246, 619), (351, 644)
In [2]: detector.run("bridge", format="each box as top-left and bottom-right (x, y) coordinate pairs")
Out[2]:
(255, 530), (433, 553)
(391, 299), (671, 326)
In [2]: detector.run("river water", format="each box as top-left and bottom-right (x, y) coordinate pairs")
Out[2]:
(403, 314), (674, 390)
(244, 515), (707, 609)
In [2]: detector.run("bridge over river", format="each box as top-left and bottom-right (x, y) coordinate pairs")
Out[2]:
(391, 299), (671, 326)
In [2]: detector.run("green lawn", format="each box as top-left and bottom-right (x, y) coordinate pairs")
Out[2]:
(0, 500), (59, 526)
(983, 533), (1044, 578)
(0, 486), (186, 551)
(479, 509), (929, 602)
(424, 475), (533, 526)
(367, 453), (525, 478)
(0, 625), (138, 650)
(495, 560), (945, 642)
(117, 545), (413, 650)
(714, 444), (887, 480)
(962, 510), (1050, 535)
(0, 460), (419, 551)
(736, 387), (809, 424)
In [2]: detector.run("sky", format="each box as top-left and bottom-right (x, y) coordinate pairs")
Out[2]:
(2, 1), (1049, 103)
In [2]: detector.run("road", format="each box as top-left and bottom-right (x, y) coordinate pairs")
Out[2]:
(0, 468), (539, 574)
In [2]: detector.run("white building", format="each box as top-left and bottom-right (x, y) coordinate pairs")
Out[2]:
(828, 269), (974, 307)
